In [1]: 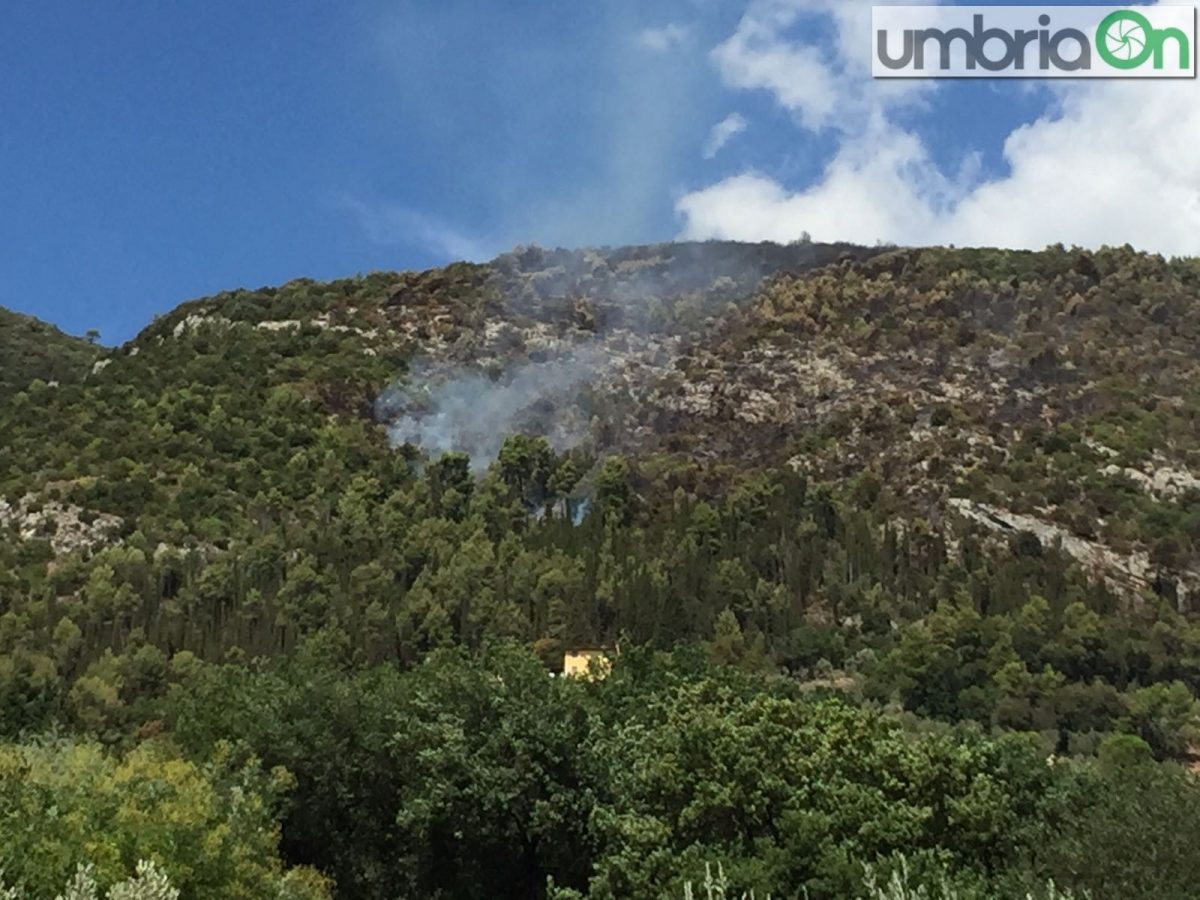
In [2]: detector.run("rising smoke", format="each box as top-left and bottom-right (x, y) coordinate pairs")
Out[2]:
(376, 348), (603, 470)
(374, 241), (875, 471)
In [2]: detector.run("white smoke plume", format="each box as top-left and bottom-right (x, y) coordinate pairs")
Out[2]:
(375, 242), (879, 471)
(377, 349), (604, 470)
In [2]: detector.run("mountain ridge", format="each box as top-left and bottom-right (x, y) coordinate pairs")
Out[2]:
(4, 240), (1199, 590)
(0, 306), (101, 402)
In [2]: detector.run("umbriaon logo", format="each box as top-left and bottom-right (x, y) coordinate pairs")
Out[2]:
(1096, 9), (1190, 68)
(873, 6), (1196, 78)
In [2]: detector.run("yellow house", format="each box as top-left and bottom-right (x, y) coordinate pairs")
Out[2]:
(562, 648), (613, 680)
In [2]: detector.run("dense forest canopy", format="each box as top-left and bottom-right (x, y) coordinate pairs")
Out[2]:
(2, 240), (1200, 898)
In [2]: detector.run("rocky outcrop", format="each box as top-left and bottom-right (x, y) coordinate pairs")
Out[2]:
(1102, 460), (1200, 499)
(0, 495), (122, 555)
(948, 497), (1200, 609)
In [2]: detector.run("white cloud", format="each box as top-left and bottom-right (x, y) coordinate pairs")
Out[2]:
(680, 0), (1200, 255)
(637, 23), (691, 52)
(710, 0), (930, 131)
(711, 16), (838, 130)
(703, 113), (748, 158)
(679, 119), (965, 244)
(944, 79), (1200, 253)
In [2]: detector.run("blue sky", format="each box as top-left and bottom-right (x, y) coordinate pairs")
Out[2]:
(1, 0), (1194, 343)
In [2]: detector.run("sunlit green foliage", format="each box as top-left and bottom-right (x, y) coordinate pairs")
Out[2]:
(0, 738), (329, 899)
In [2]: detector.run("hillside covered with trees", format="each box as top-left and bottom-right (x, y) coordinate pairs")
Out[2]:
(2, 241), (1200, 898)
(0, 307), (100, 402)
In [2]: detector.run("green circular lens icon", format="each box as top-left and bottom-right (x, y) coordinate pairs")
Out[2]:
(1097, 9), (1155, 69)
